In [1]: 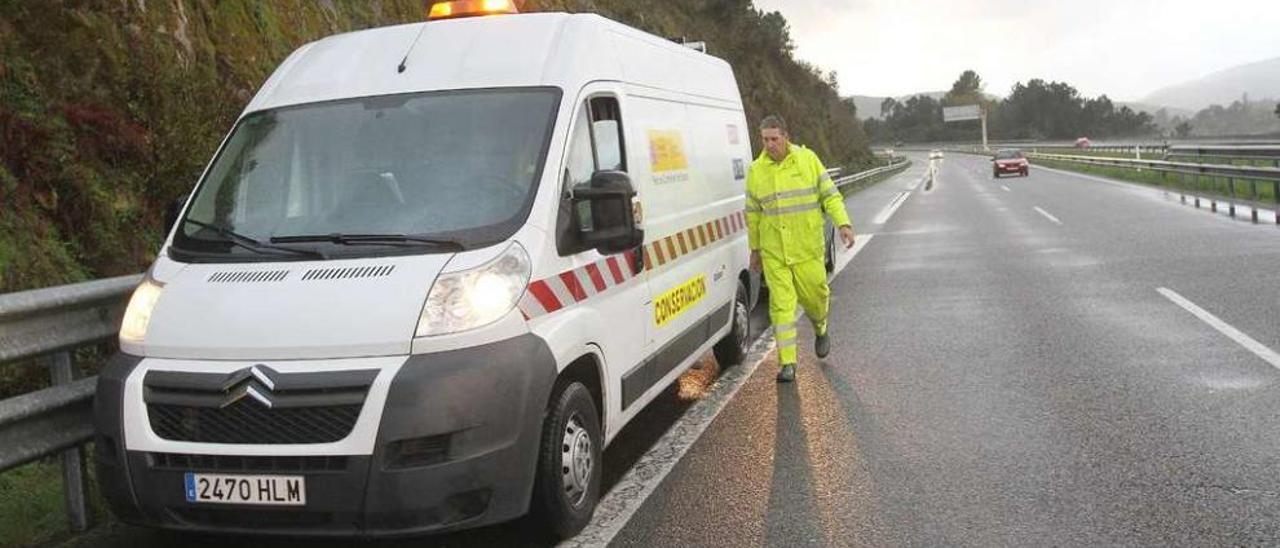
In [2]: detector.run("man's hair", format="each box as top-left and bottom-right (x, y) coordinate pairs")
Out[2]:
(760, 115), (788, 134)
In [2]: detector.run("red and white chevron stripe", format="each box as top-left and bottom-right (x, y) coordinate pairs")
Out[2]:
(519, 210), (747, 320)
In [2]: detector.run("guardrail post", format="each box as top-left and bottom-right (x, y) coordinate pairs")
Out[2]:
(1227, 177), (1236, 218)
(1188, 173), (1200, 208)
(1177, 169), (1187, 203)
(48, 351), (89, 532)
(1274, 180), (1280, 225)
(1251, 180), (1259, 223)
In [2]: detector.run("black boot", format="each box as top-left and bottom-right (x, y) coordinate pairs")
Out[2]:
(815, 333), (830, 359)
(776, 364), (796, 383)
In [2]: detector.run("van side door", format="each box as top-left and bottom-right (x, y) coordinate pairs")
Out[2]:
(556, 88), (650, 441)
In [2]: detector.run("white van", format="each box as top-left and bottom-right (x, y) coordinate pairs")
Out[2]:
(94, 3), (757, 539)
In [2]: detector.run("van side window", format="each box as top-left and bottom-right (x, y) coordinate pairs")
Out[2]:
(590, 97), (625, 172)
(557, 95), (628, 256)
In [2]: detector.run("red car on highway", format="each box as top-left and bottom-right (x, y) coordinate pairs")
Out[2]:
(992, 149), (1029, 178)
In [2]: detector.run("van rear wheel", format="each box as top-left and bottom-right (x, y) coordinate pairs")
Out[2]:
(531, 381), (601, 540)
(713, 280), (751, 367)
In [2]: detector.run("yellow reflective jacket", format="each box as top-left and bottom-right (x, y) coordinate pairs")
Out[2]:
(745, 144), (851, 265)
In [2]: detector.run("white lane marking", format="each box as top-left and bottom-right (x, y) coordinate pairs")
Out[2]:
(1034, 206), (1063, 225)
(562, 234), (877, 548)
(1001, 185), (1011, 192)
(873, 191), (911, 224)
(1157, 288), (1280, 370)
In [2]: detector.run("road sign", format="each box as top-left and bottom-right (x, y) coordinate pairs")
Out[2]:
(943, 105), (981, 122)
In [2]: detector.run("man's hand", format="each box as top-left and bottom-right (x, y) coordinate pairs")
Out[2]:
(750, 251), (761, 272)
(839, 225), (856, 249)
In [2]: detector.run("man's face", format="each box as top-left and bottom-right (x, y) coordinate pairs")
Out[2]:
(762, 128), (789, 161)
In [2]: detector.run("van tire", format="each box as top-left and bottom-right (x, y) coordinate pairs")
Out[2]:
(713, 280), (751, 367)
(530, 381), (602, 540)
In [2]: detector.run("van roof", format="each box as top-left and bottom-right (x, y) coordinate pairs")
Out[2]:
(246, 12), (740, 114)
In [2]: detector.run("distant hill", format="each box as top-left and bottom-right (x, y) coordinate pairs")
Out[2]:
(852, 91), (946, 119)
(1143, 57), (1280, 112)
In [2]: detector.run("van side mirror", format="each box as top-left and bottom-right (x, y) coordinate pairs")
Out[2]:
(164, 194), (190, 234)
(571, 171), (644, 254)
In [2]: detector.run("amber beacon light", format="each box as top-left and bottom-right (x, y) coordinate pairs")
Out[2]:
(428, 0), (519, 20)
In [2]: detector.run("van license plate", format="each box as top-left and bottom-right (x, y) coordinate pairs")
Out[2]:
(184, 473), (306, 506)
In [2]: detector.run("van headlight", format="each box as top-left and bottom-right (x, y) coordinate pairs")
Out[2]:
(416, 243), (531, 337)
(120, 277), (165, 343)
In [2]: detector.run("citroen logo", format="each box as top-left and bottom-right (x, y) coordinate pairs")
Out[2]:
(220, 364), (279, 409)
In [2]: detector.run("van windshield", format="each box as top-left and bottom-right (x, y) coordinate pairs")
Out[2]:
(171, 88), (559, 262)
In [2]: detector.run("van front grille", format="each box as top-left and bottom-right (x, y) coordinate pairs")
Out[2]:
(143, 367), (377, 445)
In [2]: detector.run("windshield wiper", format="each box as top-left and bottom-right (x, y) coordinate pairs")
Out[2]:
(183, 219), (327, 259)
(269, 233), (465, 251)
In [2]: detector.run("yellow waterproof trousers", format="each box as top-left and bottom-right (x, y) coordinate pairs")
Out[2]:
(762, 256), (829, 366)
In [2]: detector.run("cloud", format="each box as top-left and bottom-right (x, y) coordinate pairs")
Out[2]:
(752, 0), (1280, 100)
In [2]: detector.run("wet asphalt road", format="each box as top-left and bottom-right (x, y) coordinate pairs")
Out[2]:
(64, 154), (1280, 546)
(610, 152), (1280, 546)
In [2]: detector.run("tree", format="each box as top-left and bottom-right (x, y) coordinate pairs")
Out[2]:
(1175, 120), (1193, 138)
(944, 70), (984, 106)
(880, 97), (899, 119)
(997, 79), (1085, 139)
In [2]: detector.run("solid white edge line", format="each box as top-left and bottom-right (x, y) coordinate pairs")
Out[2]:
(1033, 163), (1134, 188)
(561, 234), (877, 548)
(832, 233), (874, 275)
(1157, 287), (1280, 370)
(1036, 163), (1280, 225)
(1033, 206), (1063, 225)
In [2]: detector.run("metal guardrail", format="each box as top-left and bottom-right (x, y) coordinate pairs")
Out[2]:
(0, 273), (141, 531)
(903, 141), (1280, 166)
(833, 157), (910, 189)
(1027, 152), (1280, 224)
(1166, 145), (1280, 164)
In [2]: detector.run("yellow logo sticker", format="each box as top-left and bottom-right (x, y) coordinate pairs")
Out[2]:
(654, 275), (707, 327)
(647, 129), (689, 173)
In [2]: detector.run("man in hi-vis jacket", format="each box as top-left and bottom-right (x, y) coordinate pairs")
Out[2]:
(745, 115), (856, 383)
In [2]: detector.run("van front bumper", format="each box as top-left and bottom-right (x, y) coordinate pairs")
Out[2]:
(94, 333), (558, 537)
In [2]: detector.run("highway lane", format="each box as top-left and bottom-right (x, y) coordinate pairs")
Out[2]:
(610, 152), (1280, 546)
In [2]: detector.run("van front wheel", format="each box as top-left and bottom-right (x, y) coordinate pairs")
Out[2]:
(531, 381), (601, 540)
(713, 280), (751, 367)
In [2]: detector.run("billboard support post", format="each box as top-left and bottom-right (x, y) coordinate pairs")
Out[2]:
(943, 104), (987, 150)
(981, 109), (988, 151)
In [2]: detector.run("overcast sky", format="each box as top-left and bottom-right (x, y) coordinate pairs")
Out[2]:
(750, 0), (1280, 101)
